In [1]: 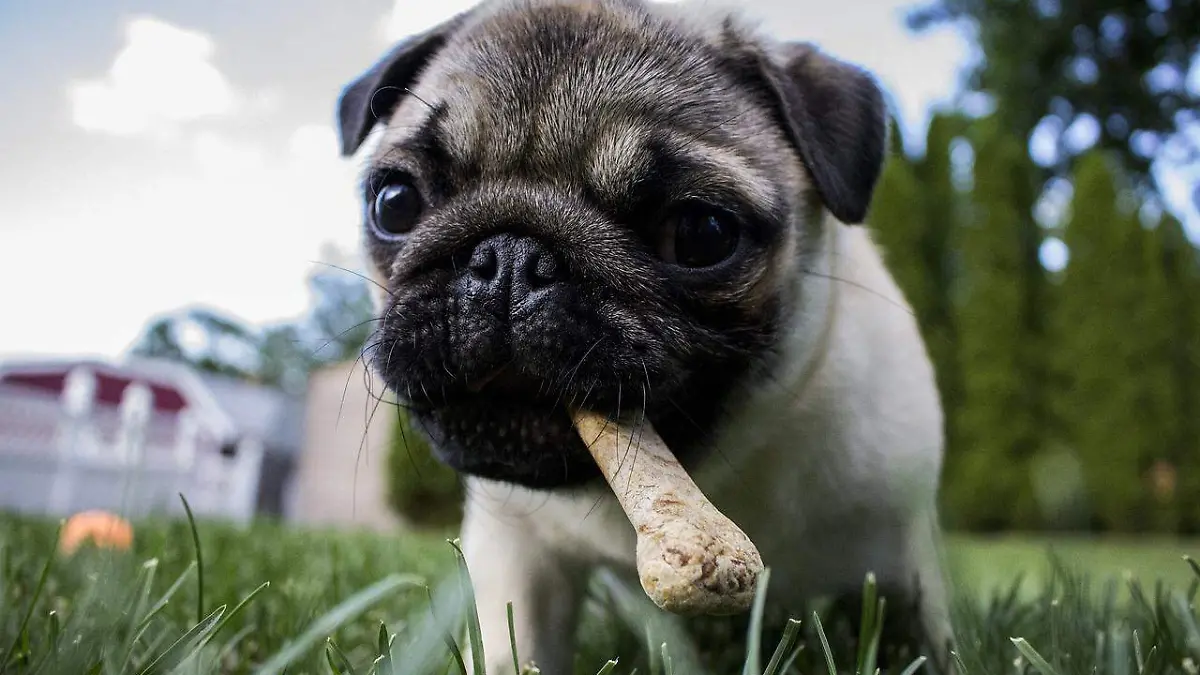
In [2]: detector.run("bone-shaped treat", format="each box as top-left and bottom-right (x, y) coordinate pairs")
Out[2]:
(570, 409), (764, 615)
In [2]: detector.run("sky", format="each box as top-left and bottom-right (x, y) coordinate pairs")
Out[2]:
(0, 0), (1170, 362)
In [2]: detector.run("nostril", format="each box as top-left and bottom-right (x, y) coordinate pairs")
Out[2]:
(468, 244), (498, 281)
(528, 251), (562, 287)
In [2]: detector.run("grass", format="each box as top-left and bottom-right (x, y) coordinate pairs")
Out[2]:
(1, 503), (1199, 675)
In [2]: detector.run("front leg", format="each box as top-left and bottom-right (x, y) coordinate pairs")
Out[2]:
(460, 489), (589, 675)
(829, 509), (956, 674)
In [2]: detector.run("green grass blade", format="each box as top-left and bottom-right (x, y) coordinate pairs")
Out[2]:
(447, 539), (486, 675)
(647, 626), (660, 675)
(138, 561), (198, 631)
(660, 642), (674, 675)
(2, 520), (62, 670)
(1011, 638), (1062, 675)
(856, 573), (878, 670)
(125, 560), (199, 665)
(507, 601), (521, 675)
(120, 558), (164, 668)
(812, 611), (838, 675)
(1133, 629), (1145, 674)
(594, 660), (619, 675)
(136, 604), (226, 675)
(779, 645), (804, 675)
(46, 610), (60, 651)
(378, 621), (391, 657)
(376, 621), (397, 675)
(763, 618), (802, 675)
(1185, 556), (1200, 584)
(200, 581), (270, 651)
(254, 574), (424, 675)
(860, 594), (886, 675)
(897, 656), (927, 675)
(427, 585), (469, 675)
(950, 651), (969, 675)
(740, 567), (772, 675)
(178, 493), (205, 625)
(325, 638), (358, 675)
(1168, 591), (1200, 655)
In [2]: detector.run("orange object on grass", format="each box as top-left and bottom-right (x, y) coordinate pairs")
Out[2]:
(59, 510), (134, 555)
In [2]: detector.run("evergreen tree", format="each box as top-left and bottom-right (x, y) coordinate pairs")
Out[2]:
(947, 118), (1043, 531)
(912, 113), (969, 468)
(1157, 216), (1200, 532)
(1053, 151), (1184, 532)
(1131, 212), (1185, 532)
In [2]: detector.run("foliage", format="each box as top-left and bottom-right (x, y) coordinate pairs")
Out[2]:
(3, 511), (1200, 674)
(386, 409), (465, 529)
(942, 118), (1045, 532)
(128, 245), (376, 393)
(1156, 215), (1200, 532)
(1050, 151), (1190, 533)
(866, 103), (1200, 533)
(907, 0), (1200, 203)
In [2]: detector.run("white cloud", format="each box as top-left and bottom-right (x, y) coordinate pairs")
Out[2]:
(67, 17), (239, 138)
(0, 124), (365, 360)
(381, 1), (480, 43)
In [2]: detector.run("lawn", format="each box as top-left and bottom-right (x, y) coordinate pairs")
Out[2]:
(1, 509), (1198, 675)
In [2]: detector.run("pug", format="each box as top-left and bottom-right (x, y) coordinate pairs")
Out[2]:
(335, 0), (955, 672)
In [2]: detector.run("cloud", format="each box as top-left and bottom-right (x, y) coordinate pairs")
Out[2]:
(380, 1), (481, 43)
(0, 122), (365, 359)
(67, 17), (239, 138)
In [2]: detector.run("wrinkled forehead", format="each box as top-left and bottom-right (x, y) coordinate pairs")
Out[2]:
(372, 0), (794, 202)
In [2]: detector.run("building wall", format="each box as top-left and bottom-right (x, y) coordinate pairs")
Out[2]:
(0, 382), (258, 523)
(290, 359), (401, 532)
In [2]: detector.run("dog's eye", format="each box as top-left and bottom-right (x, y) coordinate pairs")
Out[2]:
(659, 205), (740, 269)
(371, 178), (424, 237)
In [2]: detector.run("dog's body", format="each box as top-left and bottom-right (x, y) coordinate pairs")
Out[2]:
(460, 220), (952, 673)
(336, 0), (953, 671)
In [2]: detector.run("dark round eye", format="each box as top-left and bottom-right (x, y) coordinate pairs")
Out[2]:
(371, 178), (424, 237)
(659, 204), (741, 269)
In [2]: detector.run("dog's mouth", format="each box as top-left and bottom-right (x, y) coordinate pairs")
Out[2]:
(464, 365), (553, 398)
(395, 365), (609, 489)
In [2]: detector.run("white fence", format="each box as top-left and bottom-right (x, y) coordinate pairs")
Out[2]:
(0, 381), (261, 524)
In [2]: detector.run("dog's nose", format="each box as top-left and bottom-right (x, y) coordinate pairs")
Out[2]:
(465, 233), (565, 303)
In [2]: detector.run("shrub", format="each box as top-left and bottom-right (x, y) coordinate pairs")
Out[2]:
(386, 409), (464, 528)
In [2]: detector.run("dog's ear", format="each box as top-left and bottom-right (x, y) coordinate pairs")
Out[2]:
(754, 42), (889, 224)
(336, 13), (471, 157)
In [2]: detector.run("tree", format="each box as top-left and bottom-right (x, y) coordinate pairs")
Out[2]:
(907, 0), (1200, 203)
(1155, 215), (1200, 531)
(127, 243), (377, 392)
(909, 113), (972, 461)
(386, 408), (464, 528)
(946, 117), (1044, 531)
(130, 308), (262, 382)
(1051, 151), (1186, 532)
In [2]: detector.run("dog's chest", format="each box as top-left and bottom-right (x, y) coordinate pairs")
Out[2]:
(533, 413), (903, 605)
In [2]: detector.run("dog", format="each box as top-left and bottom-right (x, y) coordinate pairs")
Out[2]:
(335, 0), (954, 671)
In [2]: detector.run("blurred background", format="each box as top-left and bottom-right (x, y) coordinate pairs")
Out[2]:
(0, 0), (1198, 574)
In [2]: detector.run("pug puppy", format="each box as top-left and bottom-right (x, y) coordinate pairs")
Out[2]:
(335, 0), (954, 672)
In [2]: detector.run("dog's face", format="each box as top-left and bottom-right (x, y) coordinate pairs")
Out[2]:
(336, 0), (888, 490)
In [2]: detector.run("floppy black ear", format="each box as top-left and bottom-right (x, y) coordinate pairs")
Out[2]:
(757, 42), (889, 224)
(336, 13), (470, 157)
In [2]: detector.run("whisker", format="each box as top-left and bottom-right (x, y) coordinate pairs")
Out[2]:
(693, 108), (751, 141)
(798, 268), (914, 317)
(403, 86), (435, 110)
(309, 260), (393, 298)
